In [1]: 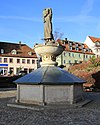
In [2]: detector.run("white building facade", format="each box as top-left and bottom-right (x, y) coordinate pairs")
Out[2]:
(0, 42), (38, 76)
(84, 36), (100, 57)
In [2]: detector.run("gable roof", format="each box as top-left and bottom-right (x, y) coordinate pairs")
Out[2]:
(57, 39), (94, 54)
(0, 41), (37, 58)
(89, 36), (100, 43)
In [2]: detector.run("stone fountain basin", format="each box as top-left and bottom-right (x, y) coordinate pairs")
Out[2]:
(34, 44), (64, 56)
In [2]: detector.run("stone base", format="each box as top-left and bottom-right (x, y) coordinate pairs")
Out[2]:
(16, 84), (84, 105)
(7, 99), (92, 110)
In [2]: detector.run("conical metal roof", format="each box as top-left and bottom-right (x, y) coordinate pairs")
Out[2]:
(14, 66), (86, 85)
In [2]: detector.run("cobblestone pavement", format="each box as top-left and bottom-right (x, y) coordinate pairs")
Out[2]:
(0, 91), (100, 125)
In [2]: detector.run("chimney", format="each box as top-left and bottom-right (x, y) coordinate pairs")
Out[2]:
(19, 41), (21, 49)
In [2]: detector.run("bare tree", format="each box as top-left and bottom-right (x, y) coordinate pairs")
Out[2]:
(53, 31), (64, 41)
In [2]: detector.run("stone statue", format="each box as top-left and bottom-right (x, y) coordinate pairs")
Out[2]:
(43, 8), (54, 42)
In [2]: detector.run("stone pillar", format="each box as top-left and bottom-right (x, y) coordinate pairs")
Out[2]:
(40, 85), (46, 105)
(16, 85), (20, 103)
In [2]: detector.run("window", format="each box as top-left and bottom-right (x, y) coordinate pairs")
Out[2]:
(76, 47), (79, 51)
(4, 58), (7, 63)
(32, 60), (35, 64)
(76, 44), (78, 47)
(70, 46), (72, 50)
(88, 49), (92, 52)
(86, 55), (88, 58)
(64, 52), (66, 56)
(83, 49), (86, 52)
(72, 53), (74, 57)
(27, 59), (30, 64)
(69, 42), (72, 46)
(81, 44), (84, 48)
(17, 59), (20, 63)
(84, 54), (85, 58)
(64, 60), (66, 64)
(69, 60), (71, 64)
(1, 49), (4, 54)
(97, 49), (100, 52)
(69, 53), (71, 57)
(28, 51), (32, 56)
(11, 49), (17, 54)
(36, 60), (38, 63)
(9, 58), (13, 63)
(96, 42), (100, 46)
(74, 60), (78, 64)
(0, 58), (2, 62)
(16, 68), (20, 74)
(9, 67), (14, 75)
(28, 51), (34, 55)
(22, 59), (25, 64)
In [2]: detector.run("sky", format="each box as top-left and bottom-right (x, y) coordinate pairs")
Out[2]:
(0, 0), (100, 48)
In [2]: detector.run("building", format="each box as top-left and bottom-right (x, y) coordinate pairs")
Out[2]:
(84, 36), (100, 57)
(56, 39), (95, 68)
(0, 41), (38, 76)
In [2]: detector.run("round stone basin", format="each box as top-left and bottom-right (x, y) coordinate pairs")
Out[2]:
(34, 44), (64, 57)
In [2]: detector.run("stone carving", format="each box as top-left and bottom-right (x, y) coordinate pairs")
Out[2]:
(43, 8), (53, 41)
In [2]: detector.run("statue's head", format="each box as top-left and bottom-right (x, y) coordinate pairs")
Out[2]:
(49, 8), (52, 14)
(43, 8), (52, 13)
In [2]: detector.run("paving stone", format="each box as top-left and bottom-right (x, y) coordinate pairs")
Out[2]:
(0, 91), (100, 125)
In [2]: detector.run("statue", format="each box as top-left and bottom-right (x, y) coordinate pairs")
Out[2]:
(43, 8), (54, 42)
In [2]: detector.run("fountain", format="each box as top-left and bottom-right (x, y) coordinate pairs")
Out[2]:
(14, 8), (85, 105)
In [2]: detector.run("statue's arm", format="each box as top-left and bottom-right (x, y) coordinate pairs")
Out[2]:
(43, 10), (47, 22)
(43, 9), (48, 23)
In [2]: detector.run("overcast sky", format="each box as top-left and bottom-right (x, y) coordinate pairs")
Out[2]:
(0, 0), (100, 47)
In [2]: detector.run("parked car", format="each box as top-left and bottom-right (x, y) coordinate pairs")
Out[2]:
(17, 71), (27, 76)
(84, 86), (94, 92)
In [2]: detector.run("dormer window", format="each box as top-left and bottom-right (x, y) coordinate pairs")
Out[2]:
(76, 43), (78, 47)
(69, 42), (72, 46)
(28, 51), (32, 56)
(28, 51), (33, 56)
(95, 41), (100, 46)
(76, 47), (79, 51)
(88, 49), (92, 52)
(81, 44), (84, 48)
(83, 49), (86, 52)
(11, 49), (17, 54)
(70, 46), (72, 50)
(1, 49), (4, 54)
